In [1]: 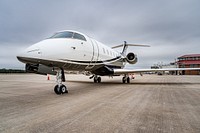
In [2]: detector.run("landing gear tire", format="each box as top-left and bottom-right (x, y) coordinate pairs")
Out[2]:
(94, 76), (101, 83)
(60, 85), (68, 94)
(97, 77), (101, 83)
(122, 77), (126, 83)
(94, 78), (97, 83)
(54, 85), (68, 95)
(54, 85), (61, 95)
(122, 76), (130, 84)
(127, 77), (130, 83)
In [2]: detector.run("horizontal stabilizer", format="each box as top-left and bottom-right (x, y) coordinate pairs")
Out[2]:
(112, 44), (150, 49)
(112, 41), (150, 56)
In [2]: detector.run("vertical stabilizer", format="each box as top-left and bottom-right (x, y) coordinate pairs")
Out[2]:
(121, 41), (128, 56)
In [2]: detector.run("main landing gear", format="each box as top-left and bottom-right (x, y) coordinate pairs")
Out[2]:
(122, 74), (130, 83)
(94, 75), (101, 83)
(54, 69), (68, 95)
(90, 75), (101, 83)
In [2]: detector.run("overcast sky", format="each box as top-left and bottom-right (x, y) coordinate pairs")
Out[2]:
(0, 0), (200, 69)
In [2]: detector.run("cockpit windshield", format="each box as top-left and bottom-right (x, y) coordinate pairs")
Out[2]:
(50, 32), (73, 38)
(49, 31), (87, 41)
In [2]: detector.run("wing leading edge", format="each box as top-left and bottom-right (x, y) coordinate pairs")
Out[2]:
(113, 68), (200, 75)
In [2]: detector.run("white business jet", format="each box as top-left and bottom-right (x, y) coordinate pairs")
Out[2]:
(17, 30), (200, 95)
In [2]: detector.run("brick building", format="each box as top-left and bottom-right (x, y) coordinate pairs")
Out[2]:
(177, 54), (200, 75)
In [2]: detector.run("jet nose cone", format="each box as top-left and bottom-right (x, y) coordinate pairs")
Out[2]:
(16, 56), (25, 63)
(16, 44), (41, 64)
(16, 56), (22, 61)
(16, 48), (28, 63)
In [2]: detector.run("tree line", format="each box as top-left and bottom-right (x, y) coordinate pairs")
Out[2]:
(0, 68), (26, 73)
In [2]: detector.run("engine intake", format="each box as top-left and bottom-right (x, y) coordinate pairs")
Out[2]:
(126, 52), (138, 64)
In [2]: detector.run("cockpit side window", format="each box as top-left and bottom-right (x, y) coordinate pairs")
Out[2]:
(50, 32), (73, 38)
(73, 33), (87, 41)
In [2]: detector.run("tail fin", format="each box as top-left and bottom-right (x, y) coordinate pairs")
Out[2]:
(121, 41), (128, 56)
(112, 41), (150, 56)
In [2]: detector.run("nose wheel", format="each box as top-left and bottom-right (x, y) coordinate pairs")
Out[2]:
(54, 69), (68, 95)
(54, 84), (68, 94)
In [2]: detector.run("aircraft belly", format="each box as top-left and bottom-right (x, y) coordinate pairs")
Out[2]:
(17, 56), (103, 72)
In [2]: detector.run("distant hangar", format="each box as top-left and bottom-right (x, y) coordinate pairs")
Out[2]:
(177, 54), (200, 75)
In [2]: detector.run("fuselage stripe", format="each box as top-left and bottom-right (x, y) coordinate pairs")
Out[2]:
(60, 56), (122, 64)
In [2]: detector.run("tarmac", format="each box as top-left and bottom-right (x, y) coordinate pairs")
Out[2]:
(0, 74), (200, 133)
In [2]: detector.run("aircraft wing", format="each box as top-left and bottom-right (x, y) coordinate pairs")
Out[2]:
(113, 68), (200, 75)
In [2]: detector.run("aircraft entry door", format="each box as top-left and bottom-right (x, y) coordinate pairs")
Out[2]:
(86, 39), (99, 70)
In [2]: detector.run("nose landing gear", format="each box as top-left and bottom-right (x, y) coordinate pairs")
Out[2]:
(54, 69), (68, 95)
(54, 84), (68, 94)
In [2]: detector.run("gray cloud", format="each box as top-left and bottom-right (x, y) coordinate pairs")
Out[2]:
(0, 0), (200, 69)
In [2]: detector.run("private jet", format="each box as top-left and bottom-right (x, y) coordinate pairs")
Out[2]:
(17, 30), (200, 95)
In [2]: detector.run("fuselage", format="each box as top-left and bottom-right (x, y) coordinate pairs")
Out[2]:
(17, 30), (126, 75)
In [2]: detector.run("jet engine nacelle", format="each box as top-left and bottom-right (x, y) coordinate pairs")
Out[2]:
(25, 63), (57, 75)
(126, 52), (138, 64)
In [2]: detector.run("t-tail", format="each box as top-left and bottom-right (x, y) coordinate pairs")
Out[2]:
(112, 41), (150, 64)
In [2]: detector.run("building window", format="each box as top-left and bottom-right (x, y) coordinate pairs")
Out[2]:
(180, 65), (185, 68)
(190, 64), (198, 68)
